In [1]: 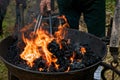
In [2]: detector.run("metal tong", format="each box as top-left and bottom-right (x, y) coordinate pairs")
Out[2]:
(34, 13), (53, 34)
(34, 14), (43, 32)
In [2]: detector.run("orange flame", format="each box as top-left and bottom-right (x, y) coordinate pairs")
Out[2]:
(70, 52), (76, 63)
(80, 47), (86, 55)
(20, 28), (55, 67)
(20, 15), (69, 70)
(55, 15), (69, 48)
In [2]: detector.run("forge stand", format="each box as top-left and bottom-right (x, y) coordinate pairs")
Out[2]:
(8, 71), (19, 80)
(7, 70), (95, 80)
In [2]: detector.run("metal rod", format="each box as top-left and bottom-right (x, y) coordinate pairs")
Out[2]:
(19, 4), (24, 29)
(34, 14), (40, 32)
(49, 13), (52, 34)
(34, 15), (43, 33)
(100, 62), (120, 76)
(8, 71), (19, 80)
(59, 18), (62, 26)
(37, 15), (43, 30)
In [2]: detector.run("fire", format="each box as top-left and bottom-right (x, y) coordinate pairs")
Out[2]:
(20, 29), (55, 67)
(55, 15), (69, 48)
(70, 52), (76, 63)
(19, 15), (87, 72)
(20, 15), (69, 70)
(80, 47), (86, 55)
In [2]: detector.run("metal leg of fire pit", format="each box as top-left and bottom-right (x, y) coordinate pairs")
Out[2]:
(8, 71), (19, 80)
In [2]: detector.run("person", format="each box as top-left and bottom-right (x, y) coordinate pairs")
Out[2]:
(0, 0), (10, 35)
(15, 0), (27, 28)
(39, 0), (106, 38)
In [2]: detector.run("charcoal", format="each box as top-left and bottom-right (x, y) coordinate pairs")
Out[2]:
(49, 63), (58, 72)
(61, 39), (68, 48)
(60, 40), (74, 58)
(61, 39), (73, 51)
(54, 51), (64, 58)
(74, 48), (83, 59)
(82, 52), (101, 67)
(74, 44), (86, 59)
(56, 57), (70, 67)
(70, 62), (85, 70)
(17, 41), (25, 52)
(64, 50), (73, 58)
(58, 58), (70, 72)
(8, 38), (102, 72)
(33, 57), (46, 69)
(82, 44), (90, 50)
(47, 40), (60, 54)
(41, 69), (48, 72)
(57, 64), (69, 72)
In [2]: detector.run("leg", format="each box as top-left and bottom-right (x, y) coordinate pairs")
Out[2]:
(0, 8), (7, 35)
(57, 0), (80, 29)
(8, 71), (19, 80)
(15, 6), (21, 27)
(83, 0), (106, 37)
(0, 18), (3, 35)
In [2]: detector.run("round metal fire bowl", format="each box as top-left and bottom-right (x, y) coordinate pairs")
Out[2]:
(0, 28), (107, 80)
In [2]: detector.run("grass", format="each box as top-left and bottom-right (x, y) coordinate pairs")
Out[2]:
(0, 0), (120, 80)
(0, 60), (8, 80)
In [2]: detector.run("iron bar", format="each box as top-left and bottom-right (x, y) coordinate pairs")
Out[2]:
(49, 13), (52, 34)
(34, 15), (43, 32)
(100, 62), (120, 76)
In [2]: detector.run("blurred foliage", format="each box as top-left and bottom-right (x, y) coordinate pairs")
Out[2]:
(0, 60), (8, 80)
(105, 0), (115, 26)
(106, 0), (115, 14)
(1, 0), (16, 38)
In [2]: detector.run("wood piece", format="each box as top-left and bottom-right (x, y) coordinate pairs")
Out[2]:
(110, 0), (120, 47)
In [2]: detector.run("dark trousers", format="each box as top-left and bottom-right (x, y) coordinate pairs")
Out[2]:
(0, 19), (2, 31)
(16, 6), (21, 25)
(15, 6), (25, 28)
(0, 8), (7, 34)
(57, 0), (106, 37)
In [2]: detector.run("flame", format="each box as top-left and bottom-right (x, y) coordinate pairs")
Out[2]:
(20, 29), (55, 67)
(80, 47), (86, 55)
(20, 15), (69, 70)
(55, 15), (69, 48)
(19, 15), (87, 72)
(70, 52), (76, 63)
(39, 68), (44, 71)
(65, 67), (70, 72)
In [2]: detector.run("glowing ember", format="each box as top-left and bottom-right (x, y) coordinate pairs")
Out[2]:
(80, 47), (86, 55)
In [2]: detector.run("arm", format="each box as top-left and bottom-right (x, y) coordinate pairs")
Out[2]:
(40, 0), (51, 15)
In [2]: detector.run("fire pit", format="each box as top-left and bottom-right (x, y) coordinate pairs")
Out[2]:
(0, 27), (107, 80)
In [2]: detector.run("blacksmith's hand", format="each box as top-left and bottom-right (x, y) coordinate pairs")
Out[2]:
(40, 0), (51, 15)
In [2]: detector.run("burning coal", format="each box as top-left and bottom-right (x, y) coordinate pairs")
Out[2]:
(7, 15), (101, 72)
